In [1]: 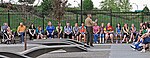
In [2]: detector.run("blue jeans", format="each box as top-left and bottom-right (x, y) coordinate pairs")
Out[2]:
(143, 37), (150, 44)
(19, 32), (25, 43)
(134, 40), (143, 49)
(93, 34), (99, 43)
(100, 33), (105, 38)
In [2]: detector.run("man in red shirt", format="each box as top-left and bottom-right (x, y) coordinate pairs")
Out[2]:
(105, 23), (114, 43)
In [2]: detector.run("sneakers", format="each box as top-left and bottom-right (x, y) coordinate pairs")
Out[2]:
(43, 37), (46, 39)
(140, 49), (146, 53)
(126, 42), (129, 44)
(96, 41), (99, 44)
(132, 48), (136, 51)
(130, 44), (136, 48)
(129, 39), (132, 42)
(116, 40), (118, 44)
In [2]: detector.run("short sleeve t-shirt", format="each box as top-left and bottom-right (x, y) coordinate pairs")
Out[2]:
(93, 26), (100, 33)
(64, 26), (72, 33)
(79, 26), (86, 33)
(142, 29), (147, 34)
(73, 27), (79, 34)
(116, 27), (121, 34)
(106, 26), (114, 31)
(46, 26), (55, 33)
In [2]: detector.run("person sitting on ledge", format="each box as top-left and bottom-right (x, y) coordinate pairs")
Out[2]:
(79, 23), (86, 42)
(129, 24), (137, 42)
(122, 23), (129, 43)
(28, 23), (36, 40)
(36, 26), (44, 39)
(73, 23), (80, 40)
(46, 21), (55, 39)
(93, 22), (100, 44)
(56, 22), (63, 39)
(64, 22), (73, 39)
(99, 23), (106, 44)
(105, 23), (114, 43)
(115, 23), (122, 43)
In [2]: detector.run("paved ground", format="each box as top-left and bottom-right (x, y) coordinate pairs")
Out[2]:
(37, 44), (111, 58)
(0, 44), (43, 52)
(0, 44), (149, 58)
(109, 44), (150, 58)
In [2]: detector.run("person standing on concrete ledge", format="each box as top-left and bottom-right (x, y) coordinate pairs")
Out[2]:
(85, 14), (97, 47)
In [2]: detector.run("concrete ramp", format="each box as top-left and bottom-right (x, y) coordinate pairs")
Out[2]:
(0, 52), (31, 58)
(27, 39), (90, 48)
(21, 45), (87, 58)
(0, 45), (87, 58)
(67, 39), (90, 47)
(27, 39), (70, 45)
(0, 55), (9, 58)
(0, 39), (88, 58)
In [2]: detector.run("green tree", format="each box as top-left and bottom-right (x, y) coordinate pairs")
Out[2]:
(100, 0), (131, 12)
(39, 0), (53, 15)
(83, 0), (93, 10)
(120, 0), (131, 12)
(18, 0), (35, 4)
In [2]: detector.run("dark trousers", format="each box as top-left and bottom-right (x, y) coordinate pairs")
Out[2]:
(29, 34), (36, 40)
(64, 33), (72, 39)
(48, 33), (54, 38)
(86, 26), (93, 46)
(56, 32), (63, 38)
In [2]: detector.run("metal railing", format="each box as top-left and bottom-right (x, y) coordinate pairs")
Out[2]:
(0, 10), (150, 31)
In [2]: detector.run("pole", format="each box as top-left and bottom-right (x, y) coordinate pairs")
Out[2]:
(24, 1), (27, 50)
(81, 0), (83, 24)
(110, 9), (112, 25)
(24, 30), (27, 50)
(142, 12), (144, 23)
(76, 14), (78, 23)
(43, 14), (45, 30)
(8, 10), (10, 26)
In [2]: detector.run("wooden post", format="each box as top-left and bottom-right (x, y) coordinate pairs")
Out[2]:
(24, 30), (27, 50)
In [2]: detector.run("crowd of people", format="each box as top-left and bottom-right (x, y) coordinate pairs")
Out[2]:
(0, 14), (150, 52)
(130, 22), (150, 52)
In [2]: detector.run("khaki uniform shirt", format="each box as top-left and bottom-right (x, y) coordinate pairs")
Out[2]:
(85, 18), (94, 27)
